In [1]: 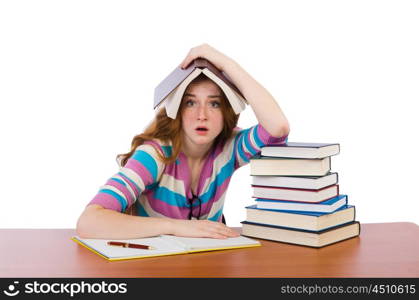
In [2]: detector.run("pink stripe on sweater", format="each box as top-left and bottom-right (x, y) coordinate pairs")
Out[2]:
(119, 173), (140, 199)
(163, 155), (189, 180)
(143, 140), (190, 182)
(106, 179), (134, 206)
(89, 192), (122, 212)
(200, 177), (231, 216)
(245, 127), (259, 155)
(257, 124), (288, 145)
(125, 158), (153, 186)
(145, 193), (189, 219)
(143, 140), (164, 154)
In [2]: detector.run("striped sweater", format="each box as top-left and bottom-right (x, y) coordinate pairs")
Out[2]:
(88, 124), (288, 222)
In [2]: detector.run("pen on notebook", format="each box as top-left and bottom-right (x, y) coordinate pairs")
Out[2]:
(107, 241), (155, 250)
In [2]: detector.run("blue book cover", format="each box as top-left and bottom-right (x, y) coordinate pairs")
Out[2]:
(244, 204), (356, 232)
(246, 204), (354, 217)
(255, 195), (348, 213)
(264, 142), (339, 148)
(260, 142), (340, 159)
(241, 220), (359, 234)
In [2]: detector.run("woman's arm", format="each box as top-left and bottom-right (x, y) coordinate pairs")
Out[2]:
(77, 141), (239, 239)
(76, 204), (239, 239)
(76, 204), (172, 239)
(180, 43), (290, 138)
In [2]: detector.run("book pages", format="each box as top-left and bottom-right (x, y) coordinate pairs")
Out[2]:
(73, 236), (186, 260)
(160, 235), (260, 251)
(73, 234), (260, 261)
(162, 68), (247, 119)
(164, 68), (203, 119)
(201, 68), (247, 114)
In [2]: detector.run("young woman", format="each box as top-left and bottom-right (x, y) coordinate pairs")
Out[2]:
(76, 44), (290, 239)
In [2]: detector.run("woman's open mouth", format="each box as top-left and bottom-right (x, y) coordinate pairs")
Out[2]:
(195, 126), (209, 135)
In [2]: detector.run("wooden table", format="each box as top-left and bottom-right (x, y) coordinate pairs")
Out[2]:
(1, 222), (419, 277)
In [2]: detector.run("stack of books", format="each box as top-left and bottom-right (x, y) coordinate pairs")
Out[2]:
(241, 142), (360, 248)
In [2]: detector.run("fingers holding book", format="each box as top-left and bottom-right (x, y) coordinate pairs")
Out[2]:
(179, 43), (234, 71)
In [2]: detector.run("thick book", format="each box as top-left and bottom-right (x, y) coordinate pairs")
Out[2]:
(251, 172), (338, 190)
(261, 142), (340, 159)
(250, 155), (331, 176)
(154, 58), (247, 119)
(241, 220), (360, 248)
(72, 235), (260, 261)
(244, 204), (355, 231)
(255, 194), (348, 213)
(252, 184), (339, 202)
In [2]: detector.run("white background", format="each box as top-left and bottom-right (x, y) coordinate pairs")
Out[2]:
(1, 0), (418, 229)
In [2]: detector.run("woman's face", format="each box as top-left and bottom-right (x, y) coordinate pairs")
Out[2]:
(181, 80), (224, 148)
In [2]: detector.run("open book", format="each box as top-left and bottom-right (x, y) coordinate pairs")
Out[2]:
(154, 58), (248, 119)
(72, 235), (260, 261)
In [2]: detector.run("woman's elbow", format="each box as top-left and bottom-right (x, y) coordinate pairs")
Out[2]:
(76, 214), (90, 238)
(271, 122), (290, 138)
(76, 205), (103, 238)
(281, 122), (290, 137)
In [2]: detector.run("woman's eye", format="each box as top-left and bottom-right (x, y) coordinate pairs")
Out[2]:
(185, 100), (195, 106)
(210, 101), (221, 108)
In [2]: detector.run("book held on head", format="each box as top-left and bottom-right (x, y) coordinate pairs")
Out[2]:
(154, 58), (247, 119)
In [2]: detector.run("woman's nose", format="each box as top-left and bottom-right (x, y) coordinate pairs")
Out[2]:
(197, 105), (208, 120)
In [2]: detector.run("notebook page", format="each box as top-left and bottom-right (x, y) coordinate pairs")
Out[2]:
(73, 236), (186, 259)
(160, 235), (260, 251)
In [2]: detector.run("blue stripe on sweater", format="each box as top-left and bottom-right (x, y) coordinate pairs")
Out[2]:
(253, 125), (265, 147)
(236, 131), (250, 163)
(153, 186), (188, 207)
(209, 208), (223, 222)
(200, 156), (235, 203)
(161, 146), (172, 157)
(136, 203), (149, 217)
(110, 177), (126, 186)
(99, 189), (127, 212)
(118, 172), (142, 196)
(131, 150), (158, 181)
(243, 128), (259, 156)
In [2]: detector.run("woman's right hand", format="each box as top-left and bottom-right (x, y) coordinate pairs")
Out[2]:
(170, 219), (240, 239)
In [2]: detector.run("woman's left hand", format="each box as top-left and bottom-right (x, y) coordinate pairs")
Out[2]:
(179, 43), (235, 71)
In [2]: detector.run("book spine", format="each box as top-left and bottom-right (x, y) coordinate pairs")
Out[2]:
(241, 220), (358, 234)
(251, 184), (338, 192)
(194, 58), (245, 98)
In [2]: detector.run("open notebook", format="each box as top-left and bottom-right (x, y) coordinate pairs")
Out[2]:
(72, 235), (261, 261)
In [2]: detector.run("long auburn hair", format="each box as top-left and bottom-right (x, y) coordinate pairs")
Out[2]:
(117, 74), (240, 166)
